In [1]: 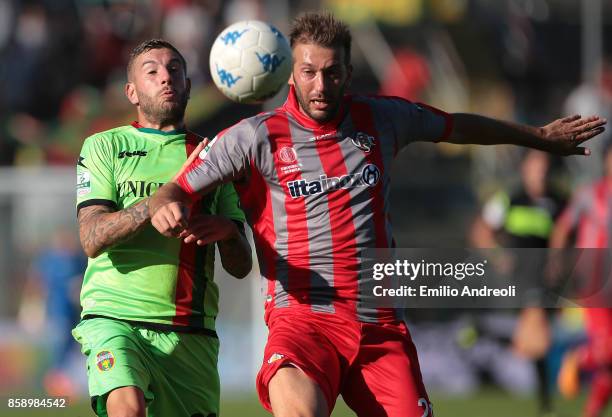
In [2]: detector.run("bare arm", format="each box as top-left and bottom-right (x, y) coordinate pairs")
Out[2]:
(78, 199), (150, 258)
(149, 182), (192, 237)
(149, 183), (252, 277)
(448, 113), (606, 155)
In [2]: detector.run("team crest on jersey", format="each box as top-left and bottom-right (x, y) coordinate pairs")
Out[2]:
(351, 132), (375, 153)
(278, 146), (297, 164)
(267, 353), (285, 364)
(96, 350), (115, 371)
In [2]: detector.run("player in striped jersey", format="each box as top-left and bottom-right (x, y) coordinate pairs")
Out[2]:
(149, 13), (607, 417)
(73, 40), (252, 417)
(553, 143), (612, 417)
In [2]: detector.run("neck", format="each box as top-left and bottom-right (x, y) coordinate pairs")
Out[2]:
(137, 115), (184, 132)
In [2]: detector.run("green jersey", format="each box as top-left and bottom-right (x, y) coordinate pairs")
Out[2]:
(76, 122), (245, 334)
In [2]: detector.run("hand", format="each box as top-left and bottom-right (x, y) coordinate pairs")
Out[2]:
(180, 215), (238, 246)
(151, 202), (189, 237)
(541, 114), (607, 155)
(172, 139), (208, 182)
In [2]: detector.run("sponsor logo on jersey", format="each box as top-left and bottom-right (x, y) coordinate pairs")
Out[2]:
(267, 353), (285, 364)
(117, 180), (165, 198)
(199, 136), (219, 160)
(77, 171), (91, 196)
(307, 131), (342, 142)
(350, 132), (375, 153)
(96, 350), (115, 372)
(278, 146), (297, 164)
(286, 164), (381, 198)
(118, 150), (147, 159)
(77, 156), (87, 168)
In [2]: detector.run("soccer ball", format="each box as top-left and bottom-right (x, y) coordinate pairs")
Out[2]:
(209, 20), (292, 104)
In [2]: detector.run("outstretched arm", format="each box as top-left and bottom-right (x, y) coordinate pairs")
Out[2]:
(448, 113), (606, 155)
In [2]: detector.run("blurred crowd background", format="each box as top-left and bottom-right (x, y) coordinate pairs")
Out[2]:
(1, 0), (612, 416)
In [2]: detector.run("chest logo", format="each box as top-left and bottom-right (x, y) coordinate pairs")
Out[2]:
(278, 146), (298, 164)
(287, 164), (381, 198)
(351, 132), (375, 153)
(118, 150), (147, 159)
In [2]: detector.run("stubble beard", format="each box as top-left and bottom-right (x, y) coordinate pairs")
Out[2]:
(293, 81), (346, 124)
(138, 91), (188, 126)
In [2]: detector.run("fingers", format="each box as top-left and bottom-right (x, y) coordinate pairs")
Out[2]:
(575, 126), (606, 142)
(173, 138), (209, 181)
(568, 146), (589, 156)
(561, 114), (581, 123)
(570, 116), (607, 132)
(187, 140), (207, 165)
(180, 215), (235, 245)
(151, 202), (188, 237)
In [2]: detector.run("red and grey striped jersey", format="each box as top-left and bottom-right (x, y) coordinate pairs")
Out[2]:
(177, 86), (453, 323)
(558, 179), (612, 248)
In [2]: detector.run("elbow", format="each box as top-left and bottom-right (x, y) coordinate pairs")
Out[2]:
(222, 253), (253, 279)
(228, 258), (253, 279)
(81, 243), (103, 259)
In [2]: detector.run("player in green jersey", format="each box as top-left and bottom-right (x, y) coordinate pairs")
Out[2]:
(72, 39), (252, 417)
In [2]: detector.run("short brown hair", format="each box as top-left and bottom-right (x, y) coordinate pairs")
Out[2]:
(289, 12), (351, 64)
(127, 39), (187, 79)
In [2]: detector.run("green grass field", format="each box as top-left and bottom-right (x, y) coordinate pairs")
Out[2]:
(2, 389), (610, 417)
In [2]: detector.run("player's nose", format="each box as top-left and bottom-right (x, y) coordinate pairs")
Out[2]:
(313, 73), (325, 93)
(159, 67), (172, 84)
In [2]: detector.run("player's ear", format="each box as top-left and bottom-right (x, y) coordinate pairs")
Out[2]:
(288, 72), (294, 86)
(186, 77), (191, 100)
(125, 82), (138, 105)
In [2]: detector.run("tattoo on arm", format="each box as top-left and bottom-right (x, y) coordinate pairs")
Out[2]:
(218, 224), (252, 279)
(78, 199), (150, 258)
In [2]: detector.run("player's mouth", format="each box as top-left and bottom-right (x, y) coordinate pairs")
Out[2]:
(310, 98), (331, 111)
(160, 89), (177, 100)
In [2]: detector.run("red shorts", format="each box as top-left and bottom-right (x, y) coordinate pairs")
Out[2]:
(256, 309), (432, 417)
(581, 308), (612, 367)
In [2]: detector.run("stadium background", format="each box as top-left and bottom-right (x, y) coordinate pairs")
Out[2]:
(0, 0), (611, 416)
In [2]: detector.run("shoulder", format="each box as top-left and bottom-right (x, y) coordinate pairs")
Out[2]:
(352, 94), (413, 107)
(218, 110), (282, 141)
(82, 125), (133, 148)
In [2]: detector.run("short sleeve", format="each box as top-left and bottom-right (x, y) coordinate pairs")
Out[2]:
(76, 134), (117, 213)
(379, 97), (453, 149)
(177, 119), (255, 196)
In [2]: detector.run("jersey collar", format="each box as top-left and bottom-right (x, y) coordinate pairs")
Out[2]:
(131, 121), (187, 136)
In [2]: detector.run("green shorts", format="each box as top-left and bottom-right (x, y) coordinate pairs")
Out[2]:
(72, 317), (220, 417)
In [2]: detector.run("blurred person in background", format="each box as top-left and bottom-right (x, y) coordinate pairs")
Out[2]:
(552, 143), (612, 417)
(20, 227), (86, 397)
(471, 149), (566, 416)
(72, 39), (252, 417)
(149, 12), (607, 417)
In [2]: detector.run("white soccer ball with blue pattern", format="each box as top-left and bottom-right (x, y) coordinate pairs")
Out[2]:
(209, 20), (292, 104)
